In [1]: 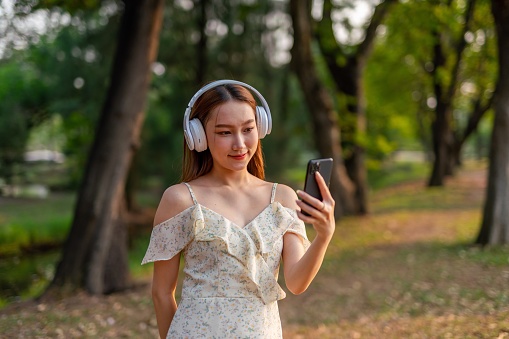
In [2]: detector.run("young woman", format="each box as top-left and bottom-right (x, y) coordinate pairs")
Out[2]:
(142, 80), (335, 338)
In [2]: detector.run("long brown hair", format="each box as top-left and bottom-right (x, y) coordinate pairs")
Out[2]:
(181, 83), (265, 182)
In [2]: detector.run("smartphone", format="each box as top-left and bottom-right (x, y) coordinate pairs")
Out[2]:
(302, 158), (333, 214)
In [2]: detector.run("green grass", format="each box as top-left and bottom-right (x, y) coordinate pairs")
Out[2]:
(368, 161), (430, 191)
(0, 194), (75, 256)
(455, 244), (509, 266)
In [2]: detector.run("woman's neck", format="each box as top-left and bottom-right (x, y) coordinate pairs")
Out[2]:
(203, 167), (256, 187)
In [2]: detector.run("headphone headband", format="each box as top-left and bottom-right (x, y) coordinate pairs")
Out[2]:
(183, 80), (272, 150)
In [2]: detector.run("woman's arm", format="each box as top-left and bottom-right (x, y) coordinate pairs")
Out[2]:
(282, 172), (336, 294)
(152, 257), (180, 339)
(150, 184), (192, 338)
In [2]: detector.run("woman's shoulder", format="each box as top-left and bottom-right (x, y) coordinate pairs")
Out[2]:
(153, 183), (194, 226)
(274, 183), (299, 210)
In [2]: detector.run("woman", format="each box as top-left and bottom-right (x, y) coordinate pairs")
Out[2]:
(142, 80), (335, 338)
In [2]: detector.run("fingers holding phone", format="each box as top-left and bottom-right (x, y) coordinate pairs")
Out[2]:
(297, 172), (334, 217)
(296, 159), (335, 241)
(314, 170), (335, 212)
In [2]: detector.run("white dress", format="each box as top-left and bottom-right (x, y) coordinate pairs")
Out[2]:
(142, 183), (310, 339)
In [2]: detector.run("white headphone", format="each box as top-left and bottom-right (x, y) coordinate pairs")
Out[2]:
(183, 79), (272, 152)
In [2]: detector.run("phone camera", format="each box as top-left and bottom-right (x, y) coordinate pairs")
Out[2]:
(312, 163), (320, 173)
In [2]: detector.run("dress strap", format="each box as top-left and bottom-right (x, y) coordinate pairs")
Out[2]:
(270, 183), (278, 203)
(183, 182), (198, 205)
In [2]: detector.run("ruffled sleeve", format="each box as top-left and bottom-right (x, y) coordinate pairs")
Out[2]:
(283, 208), (311, 251)
(141, 205), (197, 264)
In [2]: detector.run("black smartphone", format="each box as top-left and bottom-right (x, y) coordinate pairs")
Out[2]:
(302, 158), (333, 214)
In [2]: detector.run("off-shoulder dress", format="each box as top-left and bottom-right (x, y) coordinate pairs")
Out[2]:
(142, 182), (310, 339)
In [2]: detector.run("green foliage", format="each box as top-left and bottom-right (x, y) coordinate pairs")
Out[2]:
(34, 0), (104, 12)
(366, 2), (434, 157)
(135, 0), (313, 188)
(365, 0), (496, 166)
(0, 57), (49, 184)
(2, 0), (313, 197)
(0, 251), (58, 306)
(0, 1), (122, 188)
(128, 234), (152, 278)
(26, 115), (66, 152)
(62, 112), (96, 186)
(0, 113), (27, 185)
(0, 194), (75, 256)
(0, 0), (498, 204)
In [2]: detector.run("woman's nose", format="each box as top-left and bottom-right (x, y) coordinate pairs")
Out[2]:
(232, 133), (245, 150)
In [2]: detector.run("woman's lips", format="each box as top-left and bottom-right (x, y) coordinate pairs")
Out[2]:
(230, 153), (247, 160)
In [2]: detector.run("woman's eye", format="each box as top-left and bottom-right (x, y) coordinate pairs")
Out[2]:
(217, 131), (230, 135)
(244, 127), (255, 133)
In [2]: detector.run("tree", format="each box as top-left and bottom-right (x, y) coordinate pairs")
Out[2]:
(427, 0), (475, 186)
(314, 0), (397, 214)
(447, 0), (496, 169)
(476, 0), (509, 246)
(48, 0), (164, 294)
(290, 0), (355, 218)
(369, 0), (496, 185)
(425, 0), (494, 186)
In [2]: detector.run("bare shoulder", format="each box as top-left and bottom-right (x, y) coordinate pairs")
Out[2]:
(153, 183), (194, 226)
(274, 183), (299, 210)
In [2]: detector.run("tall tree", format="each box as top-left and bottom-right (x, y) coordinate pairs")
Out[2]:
(290, 0), (355, 218)
(447, 1), (496, 169)
(427, 0), (476, 186)
(315, 0), (396, 214)
(48, 0), (164, 294)
(476, 0), (509, 246)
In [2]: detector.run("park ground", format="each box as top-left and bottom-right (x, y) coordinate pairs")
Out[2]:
(1, 163), (509, 338)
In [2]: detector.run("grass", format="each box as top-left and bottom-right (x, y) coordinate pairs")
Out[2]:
(367, 161), (431, 191)
(1, 161), (509, 338)
(0, 190), (160, 257)
(0, 193), (75, 256)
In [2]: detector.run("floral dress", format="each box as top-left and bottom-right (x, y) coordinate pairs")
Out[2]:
(142, 183), (310, 339)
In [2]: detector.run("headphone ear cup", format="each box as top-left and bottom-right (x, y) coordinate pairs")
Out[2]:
(256, 106), (268, 139)
(189, 118), (208, 152)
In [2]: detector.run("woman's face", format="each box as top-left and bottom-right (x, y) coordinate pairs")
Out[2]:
(205, 100), (258, 173)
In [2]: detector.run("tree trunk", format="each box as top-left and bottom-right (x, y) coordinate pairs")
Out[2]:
(428, 0), (476, 186)
(290, 0), (355, 218)
(428, 101), (451, 186)
(343, 64), (369, 214)
(449, 94), (493, 170)
(476, 0), (509, 246)
(48, 0), (164, 295)
(315, 0), (396, 214)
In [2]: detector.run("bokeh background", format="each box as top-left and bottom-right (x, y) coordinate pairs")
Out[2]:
(1, 0), (508, 337)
